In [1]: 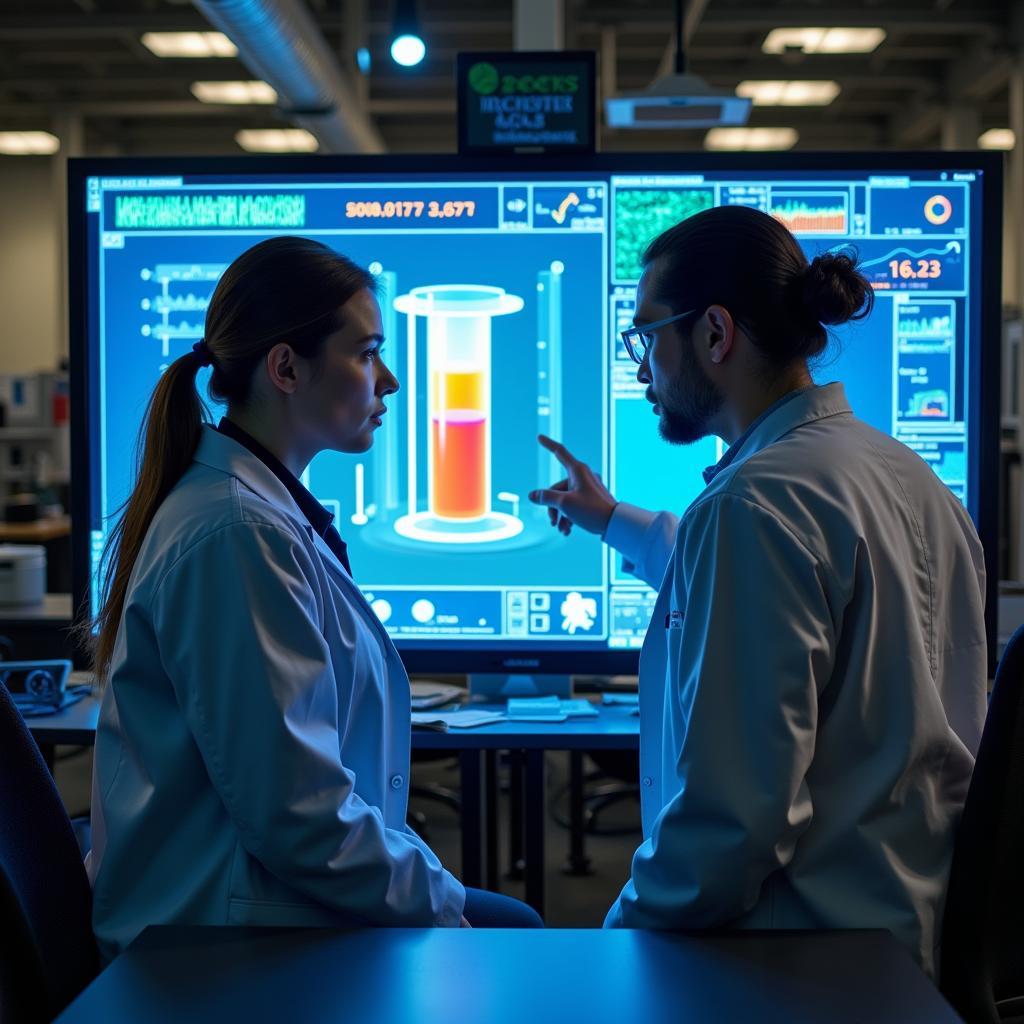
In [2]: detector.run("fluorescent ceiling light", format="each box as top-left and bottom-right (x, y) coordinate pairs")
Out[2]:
(0, 131), (60, 155)
(234, 128), (318, 153)
(191, 81), (277, 105)
(736, 80), (840, 106)
(979, 128), (1015, 150)
(762, 28), (885, 55)
(141, 32), (238, 58)
(705, 127), (798, 151)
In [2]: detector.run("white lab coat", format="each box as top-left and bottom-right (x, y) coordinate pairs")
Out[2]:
(87, 426), (465, 962)
(602, 383), (987, 977)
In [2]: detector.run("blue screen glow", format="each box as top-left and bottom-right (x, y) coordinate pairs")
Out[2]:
(80, 162), (986, 663)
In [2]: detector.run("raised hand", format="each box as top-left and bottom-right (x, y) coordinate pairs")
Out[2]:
(528, 434), (618, 538)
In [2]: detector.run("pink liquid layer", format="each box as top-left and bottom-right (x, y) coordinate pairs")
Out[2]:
(431, 409), (486, 518)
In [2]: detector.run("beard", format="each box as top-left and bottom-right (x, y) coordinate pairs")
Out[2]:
(653, 335), (724, 445)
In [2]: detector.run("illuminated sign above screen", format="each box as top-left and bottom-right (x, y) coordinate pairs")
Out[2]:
(457, 51), (596, 154)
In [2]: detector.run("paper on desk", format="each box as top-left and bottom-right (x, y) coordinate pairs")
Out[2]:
(601, 692), (639, 706)
(506, 696), (599, 720)
(506, 713), (569, 722)
(411, 710), (506, 731)
(559, 698), (599, 718)
(506, 697), (562, 720)
(409, 680), (466, 710)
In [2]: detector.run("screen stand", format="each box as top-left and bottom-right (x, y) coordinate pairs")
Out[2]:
(468, 674), (573, 701)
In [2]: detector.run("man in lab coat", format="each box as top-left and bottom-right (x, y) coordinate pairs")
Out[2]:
(529, 206), (986, 976)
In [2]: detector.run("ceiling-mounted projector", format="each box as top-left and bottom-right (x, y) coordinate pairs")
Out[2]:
(605, 72), (752, 129)
(605, 0), (752, 130)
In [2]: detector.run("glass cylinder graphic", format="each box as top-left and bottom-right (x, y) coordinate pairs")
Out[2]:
(429, 308), (490, 519)
(393, 284), (524, 545)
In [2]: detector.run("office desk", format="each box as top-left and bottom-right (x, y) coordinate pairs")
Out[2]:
(0, 592), (73, 621)
(420, 706), (639, 914)
(55, 926), (959, 1024)
(28, 696), (639, 916)
(0, 515), (71, 542)
(0, 521), (72, 591)
(0, 592), (75, 660)
(26, 695), (640, 750)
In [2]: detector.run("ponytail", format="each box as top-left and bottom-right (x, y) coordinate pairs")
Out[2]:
(87, 349), (210, 681)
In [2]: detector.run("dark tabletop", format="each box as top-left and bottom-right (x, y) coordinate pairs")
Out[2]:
(55, 926), (960, 1024)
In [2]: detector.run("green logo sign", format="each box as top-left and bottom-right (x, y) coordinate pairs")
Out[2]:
(468, 62), (499, 95)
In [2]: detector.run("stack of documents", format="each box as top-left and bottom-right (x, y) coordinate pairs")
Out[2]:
(601, 692), (639, 706)
(410, 680), (466, 709)
(411, 709), (506, 732)
(601, 692), (640, 715)
(505, 696), (600, 723)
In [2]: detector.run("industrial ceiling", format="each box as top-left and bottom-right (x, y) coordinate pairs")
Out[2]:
(0, 0), (1015, 155)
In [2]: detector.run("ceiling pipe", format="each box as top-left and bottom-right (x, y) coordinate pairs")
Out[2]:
(514, 0), (563, 50)
(191, 0), (385, 153)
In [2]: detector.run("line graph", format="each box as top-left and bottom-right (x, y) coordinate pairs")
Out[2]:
(770, 191), (848, 234)
(839, 238), (964, 291)
(898, 314), (951, 337)
(140, 262), (226, 357)
(147, 294), (210, 314)
(857, 239), (962, 271)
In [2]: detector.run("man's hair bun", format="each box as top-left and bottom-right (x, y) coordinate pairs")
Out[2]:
(800, 251), (874, 326)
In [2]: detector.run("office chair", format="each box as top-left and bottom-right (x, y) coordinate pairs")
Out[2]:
(407, 750), (462, 841)
(941, 624), (1024, 1023)
(0, 681), (99, 1023)
(546, 750), (640, 878)
(581, 749), (641, 833)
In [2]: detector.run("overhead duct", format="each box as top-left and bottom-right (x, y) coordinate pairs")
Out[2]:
(192, 0), (386, 153)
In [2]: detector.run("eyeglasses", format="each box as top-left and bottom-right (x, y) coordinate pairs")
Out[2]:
(620, 309), (697, 364)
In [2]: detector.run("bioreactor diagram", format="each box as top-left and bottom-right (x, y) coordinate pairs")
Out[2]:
(358, 260), (567, 551)
(393, 283), (525, 544)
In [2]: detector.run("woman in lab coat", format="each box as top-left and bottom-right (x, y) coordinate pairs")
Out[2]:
(85, 236), (541, 961)
(529, 205), (987, 977)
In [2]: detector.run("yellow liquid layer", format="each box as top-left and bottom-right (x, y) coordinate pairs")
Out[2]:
(431, 368), (485, 412)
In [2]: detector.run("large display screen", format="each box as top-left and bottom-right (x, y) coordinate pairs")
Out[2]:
(70, 154), (1001, 674)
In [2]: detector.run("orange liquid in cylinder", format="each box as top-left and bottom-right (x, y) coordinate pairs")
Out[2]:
(431, 409), (486, 518)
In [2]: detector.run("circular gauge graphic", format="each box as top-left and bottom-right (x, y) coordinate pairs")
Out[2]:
(411, 599), (436, 624)
(924, 194), (953, 226)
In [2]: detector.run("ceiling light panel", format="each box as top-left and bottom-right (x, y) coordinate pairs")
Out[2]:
(978, 128), (1015, 150)
(736, 81), (840, 106)
(191, 81), (277, 104)
(705, 127), (798, 151)
(234, 129), (319, 153)
(0, 131), (60, 155)
(762, 28), (885, 55)
(141, 32), (238, 58)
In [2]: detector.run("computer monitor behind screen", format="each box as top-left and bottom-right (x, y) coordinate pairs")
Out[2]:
(69, 153), (1001, 675)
